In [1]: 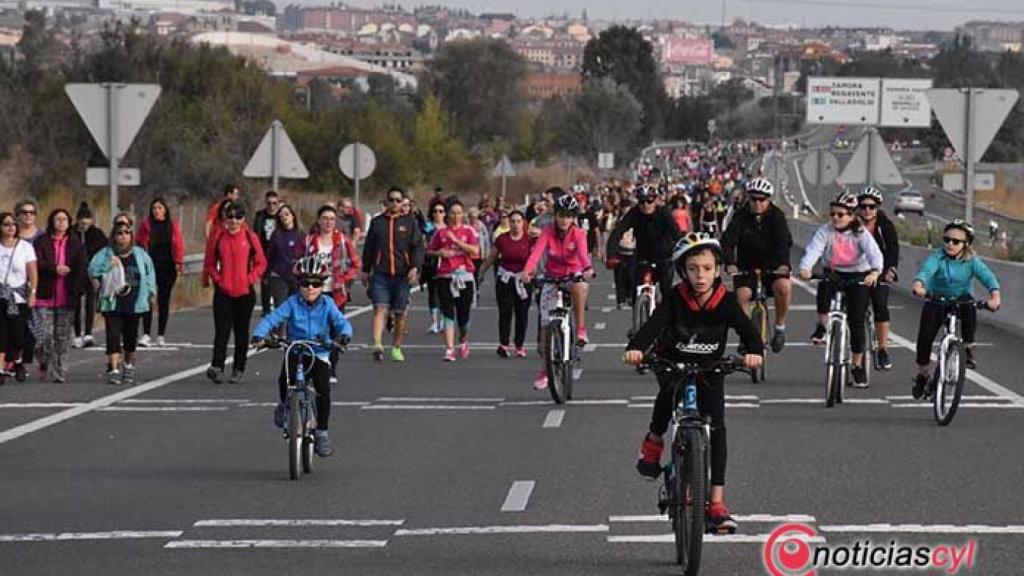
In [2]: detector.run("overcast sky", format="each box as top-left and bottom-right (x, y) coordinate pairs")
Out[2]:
(301, 1), (1024, 31)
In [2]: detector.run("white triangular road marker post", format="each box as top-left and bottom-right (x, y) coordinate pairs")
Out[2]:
(837, 129), (903, 186)
(243, 120), (310, 192)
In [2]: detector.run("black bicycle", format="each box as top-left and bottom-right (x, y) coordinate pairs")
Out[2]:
(257, 334), (346, 480)
(640, 353), (749, 575)
(731, 270), (776, 383)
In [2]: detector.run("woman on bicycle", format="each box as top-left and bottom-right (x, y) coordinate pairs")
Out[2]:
(426, 197), (480, 362)
(799, 191), (883, 388)
(478, 210), (534, 358)
(623, 232), (763, 535)
(909, 220), (1000, 399)
(251, 254), (353, 457)
(855, 185), (899, 370)
(521, 192), (595, 391)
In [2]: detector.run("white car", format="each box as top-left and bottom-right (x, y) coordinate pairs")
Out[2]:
(894, 189), (925, 216)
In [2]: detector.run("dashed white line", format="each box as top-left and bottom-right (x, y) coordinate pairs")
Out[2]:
(375, 397), (504, 403)
(609, 514), (816, 523)
(501, 481), (536, 512)
(594, 323), (606, 331)
(395, 524), (609, 536)
(542, 409), (565, 428)
(607, 533), (826, 544)
(0, 403), (86, 409)
(819, 524), (1024, 534)
(165, 539), (388, 549)
(361, 405), (496, 411)
(120, 399), (251, 405)
(99, 407), (230, 412)
(194, 519), (404, 527)
(0, 530), (184, 542)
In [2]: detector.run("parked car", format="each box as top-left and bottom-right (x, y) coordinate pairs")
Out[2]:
(894, 188), (925, 216)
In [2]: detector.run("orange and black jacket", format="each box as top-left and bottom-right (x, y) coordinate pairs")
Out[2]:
(361, 213), (424, 277)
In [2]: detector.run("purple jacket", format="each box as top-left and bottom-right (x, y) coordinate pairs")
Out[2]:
(267, 227), (303, 282)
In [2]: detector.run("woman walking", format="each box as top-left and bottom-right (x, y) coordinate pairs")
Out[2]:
(421, 202), (446, 334)
(34, 209), (87, 383)
(479, 210), (533, 358)
(88, 222), (157, 385)
(304, 205), (360, 312)
(136, 198), (185, 347)
(71, 203), (106, 349)
(266, 204), (303, 317)
(0, 212), (37, 384)
(426, 198), (479, 362)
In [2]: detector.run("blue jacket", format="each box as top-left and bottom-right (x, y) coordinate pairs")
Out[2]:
(87, 246), (157, 314)
(252, 294), (354, 361)
(914, 249), (1000, 298)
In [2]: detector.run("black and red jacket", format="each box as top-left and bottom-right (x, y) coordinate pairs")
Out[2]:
(361, 212), (424, 277)
(626, 278), (764, 365)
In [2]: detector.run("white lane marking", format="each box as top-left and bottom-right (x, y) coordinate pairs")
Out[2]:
(820, 524), (1024, 534)
(120, 399), (251, 404)
(0, 530), (184, 542)
(726, 403), (760, 408)
(0, 403), (86, 409)
(360, 405), (496, 411)
(887, 395), (1007, 401)
(594, 323), (606, 331)
(501, 481), (536, 512)
(194, 519), (404, 527)
(329, 377), (338, 383)
(609, 514), (816, 523)
(0, 303), (374, 447)
(238, 401), (369, 408)
(607, 294), (616, 300)
(841, 399), (890, 404)
(542, 409), (565, 428)
(607, 533), (826, 544)
(600, 307), (613, 313)
(165, 539), (388, 549)
(375, 397), (504, 403)
(775, 304), (904, 311)
(500, 401), (555, 406)
(791, 278), (1023, 406)
(567, 399), (628, 405)
(583, 344), (597, 353)
(892, 403), (1024, 409)
(627, 404), (654, 409)
(98, 407), (230, 413)
(395, 524), (609, 536)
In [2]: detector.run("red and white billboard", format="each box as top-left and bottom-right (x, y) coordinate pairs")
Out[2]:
(663, 38), (713, 66)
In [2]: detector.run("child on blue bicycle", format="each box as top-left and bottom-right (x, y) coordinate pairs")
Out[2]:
(623, 232), (763, 534)
(251, 254), (353, 457)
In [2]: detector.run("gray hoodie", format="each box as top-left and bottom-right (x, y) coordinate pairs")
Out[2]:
(799, 223), (883, 274)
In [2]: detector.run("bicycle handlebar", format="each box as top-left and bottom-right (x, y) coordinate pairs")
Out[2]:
(533, 273), (589, 287)
(254, 333), (349, 353)
(925, 294), (994, 312)
(639, 352), (748, 376)
(809, 272), (869, 287)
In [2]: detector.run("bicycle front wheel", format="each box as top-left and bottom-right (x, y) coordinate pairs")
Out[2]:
(825, 322), (843, 408)
(546, 320), (569, 404)
(934, 339), (965, 426)
(287, 395), (301, 480)
(675, 428), (706, 576)
(864, 315), (875, 385)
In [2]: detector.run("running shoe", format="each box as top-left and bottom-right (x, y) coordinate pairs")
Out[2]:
(636, 433), (664, 479)
(533, 370), (548, 390)
(390, 347), (405, 362)
(443, 348), (457, 362)
(459, 341), (470, 359)
(706, 501), (738, 534)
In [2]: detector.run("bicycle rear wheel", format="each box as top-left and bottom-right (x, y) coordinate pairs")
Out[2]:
(634, 292), (653, 335)
(676, 427), (706, 576)
(287, 395), (301, 480)
(864, 313), (875, 385)
(546, 320), (569, 404)
(934, 338), (965, 426)
(750, 304), (768, 383)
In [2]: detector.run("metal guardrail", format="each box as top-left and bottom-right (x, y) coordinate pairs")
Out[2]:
(183, 253), (204, 274)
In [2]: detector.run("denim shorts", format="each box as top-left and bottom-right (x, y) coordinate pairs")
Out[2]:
(370, 273), (411, 312)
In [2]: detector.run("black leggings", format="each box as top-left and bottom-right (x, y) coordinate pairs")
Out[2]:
(0, 301), (27, 360)
(869, 284), (891, 323)
(815, 273), (870, 354)
(212, 289), (255, 371)
(495, 279), (531, 347)
(104, 313), (140, 355)
(142, 265), (177, 337)
(651, 371), (727, 486)
(73, 281), (96, 337)
(614, 255), (637, 305)
(914, 298), (977, 367)
(437, 278), (474, 337)
(278, 355), (332, 430)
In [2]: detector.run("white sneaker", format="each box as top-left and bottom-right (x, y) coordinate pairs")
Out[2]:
(138, 334), (151, 347)
(156, 335), (166, 346)
(72, 337), (84, 349)
(82, 335), (95, 347)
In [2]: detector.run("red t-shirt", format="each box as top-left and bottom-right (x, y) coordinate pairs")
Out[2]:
(493, 233), (533, 273)
(428, 224), (479, 276)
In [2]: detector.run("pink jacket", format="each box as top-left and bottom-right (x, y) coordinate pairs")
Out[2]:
(524, 224), (592, 279)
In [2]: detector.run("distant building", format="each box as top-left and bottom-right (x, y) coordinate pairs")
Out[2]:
(526, 71), (582, 100)
(956, 20), (1024, 51)
(512, 38), (584, 70)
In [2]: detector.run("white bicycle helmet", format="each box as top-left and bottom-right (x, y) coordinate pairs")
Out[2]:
(745, 177), (774, 197)
(293, 253), (331, 280)
(945, 219), (975, 243)
(672, 232), (722, 263)
(857, 185), (883, 204)
(830, 191), (859, 211)
(554, 193), (580, 215)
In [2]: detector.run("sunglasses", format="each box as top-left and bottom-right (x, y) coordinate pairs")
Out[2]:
(943, 236), (966, 246)
(858, 203), (878, 210)
(638, 198), (655, 204)
(299, 279), (324, 288)
(225, 212), (245, 220)
(387, 197), (403, 203)
(829, 211), (851, 218)
(750, 196), (769, 203)
(115, 229), (133, 236)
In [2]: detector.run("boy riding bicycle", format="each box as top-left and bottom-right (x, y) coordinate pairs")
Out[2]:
(623, 232), (763, 534)
(251, 254), (353, 457)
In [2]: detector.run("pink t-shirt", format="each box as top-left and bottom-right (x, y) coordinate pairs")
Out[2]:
(831, 234), (858, 268)
(429, 224), (479, 276)
(37, 235), (69, 309)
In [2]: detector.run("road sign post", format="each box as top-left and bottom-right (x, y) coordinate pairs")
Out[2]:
(491, 155), (516, 200)
(338, 142), (377, 207)
(244, 120), (310, 193)
(66, 83), (160, 223)
(927, 88), (1019, 223)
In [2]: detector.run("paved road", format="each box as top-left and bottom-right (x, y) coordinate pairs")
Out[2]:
(2, 261), (1023, 575)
